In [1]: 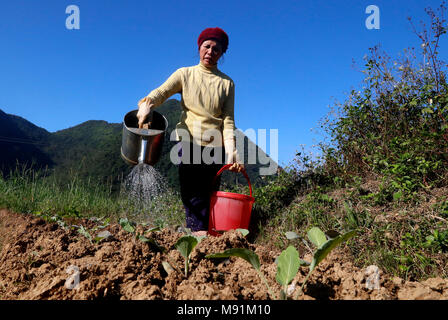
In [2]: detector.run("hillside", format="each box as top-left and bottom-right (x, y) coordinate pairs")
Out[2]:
(0, 110), (53, 175)
(0, 100), (278, 190)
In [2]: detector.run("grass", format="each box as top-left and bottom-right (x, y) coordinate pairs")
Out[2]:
(0, 164), (185, 228)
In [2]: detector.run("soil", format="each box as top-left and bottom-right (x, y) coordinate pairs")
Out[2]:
(1, 209), (447, 300)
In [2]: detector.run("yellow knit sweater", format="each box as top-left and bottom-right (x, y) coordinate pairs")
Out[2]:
(144, 61), (235, 147)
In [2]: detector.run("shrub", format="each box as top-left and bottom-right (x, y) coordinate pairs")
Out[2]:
(317, 2), (448, 197)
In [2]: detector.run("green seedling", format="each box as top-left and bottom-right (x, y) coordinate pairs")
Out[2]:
(137, 234), (166, 252)
(119, 218), (136, 233)
(235, 229), (249, 237)
(146, 226), (162, 233)
(34, 211), (69, 230)
(119, 218), (167, 251)
(141, 225), (180, 276)
(276, 245), (301, 299)
(94, 230), (112, 243)
(175, 235), (202, 277)
(206, 248), (276, 299)
(91, 217), (110, 232)
(295, 227), (357, 299)
(77, 225), (92, 243)
(282, 232), (311, 266)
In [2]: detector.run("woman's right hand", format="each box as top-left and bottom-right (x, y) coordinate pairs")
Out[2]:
(137, 97), (154, 128)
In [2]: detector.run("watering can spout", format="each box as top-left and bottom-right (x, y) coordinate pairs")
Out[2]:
(138, 140), (147, 164)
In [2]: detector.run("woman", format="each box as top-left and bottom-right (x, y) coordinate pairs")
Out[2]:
(136, 27), (244, 236)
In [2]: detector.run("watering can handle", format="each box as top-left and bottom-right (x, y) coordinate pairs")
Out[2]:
(213, 164), (253, 197)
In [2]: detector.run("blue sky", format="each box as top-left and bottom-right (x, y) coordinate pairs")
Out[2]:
(1, 0), (446, 167)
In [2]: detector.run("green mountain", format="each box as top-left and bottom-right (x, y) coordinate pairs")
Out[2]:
(0, 109), (53, 175)
(0, 99), (278, 190)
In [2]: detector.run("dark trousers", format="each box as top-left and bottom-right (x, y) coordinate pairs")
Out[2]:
(178, 141), (224, 231)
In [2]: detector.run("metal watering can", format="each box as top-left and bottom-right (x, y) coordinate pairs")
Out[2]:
(120, 109), (168, 166)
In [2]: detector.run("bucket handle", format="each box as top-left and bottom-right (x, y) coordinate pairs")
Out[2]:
(212, 164), (252, 197)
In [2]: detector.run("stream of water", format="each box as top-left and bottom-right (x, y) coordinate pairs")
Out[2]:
(123, 163), (169, 205)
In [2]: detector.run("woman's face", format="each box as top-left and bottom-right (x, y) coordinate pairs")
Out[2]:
(199, 39), (223, 67)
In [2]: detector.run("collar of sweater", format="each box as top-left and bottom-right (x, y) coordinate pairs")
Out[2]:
(198, 61), (219, 74)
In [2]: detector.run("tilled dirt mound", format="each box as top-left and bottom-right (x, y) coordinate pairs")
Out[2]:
(0, 209), (447, 300)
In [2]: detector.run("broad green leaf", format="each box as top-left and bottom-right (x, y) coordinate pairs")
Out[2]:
(119, 218), (135, 234)
(276, 256), (305, 265)
(276, 246), (300, 287)
(94, 230), (112, 243)
(146, 226), (161, 233)
(310, 230), (357, 271)
(137, 235), (166, 252)
(137, 234), (149, 242)
(307, 227), (327, 248)
(78, 225), (92, 242)
(236, 229), (249, 237)
(206, 248), (261, 271)
(285, 231), (299, 240)
(96, 218), (110, 230)
(175, 235), (198, 259)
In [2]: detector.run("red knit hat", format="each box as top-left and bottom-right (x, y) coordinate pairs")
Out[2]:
(197, 27), (229, 53)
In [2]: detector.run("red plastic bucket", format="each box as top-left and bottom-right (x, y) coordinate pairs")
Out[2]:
(208, 164), (255, 236)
